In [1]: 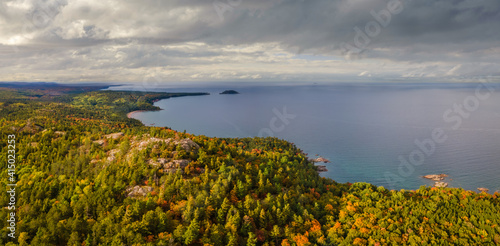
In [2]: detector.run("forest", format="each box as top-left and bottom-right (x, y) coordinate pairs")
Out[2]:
(0, 84), (499, 245)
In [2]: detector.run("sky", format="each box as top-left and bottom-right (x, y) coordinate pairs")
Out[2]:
(0, 0), (499, 84)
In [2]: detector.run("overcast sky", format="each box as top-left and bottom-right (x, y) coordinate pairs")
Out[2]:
(0, 0), (499, 83)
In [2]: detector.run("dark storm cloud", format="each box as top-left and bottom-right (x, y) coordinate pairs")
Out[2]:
(207, 0), (500, 59)
(0, 0), (498, 82)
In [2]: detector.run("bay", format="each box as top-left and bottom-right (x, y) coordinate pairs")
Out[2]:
(109, 83), (500, 192)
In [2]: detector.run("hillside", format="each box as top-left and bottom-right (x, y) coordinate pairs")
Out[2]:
(1, 84), (499, 245)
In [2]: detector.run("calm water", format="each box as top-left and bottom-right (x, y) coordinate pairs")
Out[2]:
(110, 83), (500, 192)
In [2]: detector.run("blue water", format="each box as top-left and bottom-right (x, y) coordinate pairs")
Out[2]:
(109, 83), (500, 192)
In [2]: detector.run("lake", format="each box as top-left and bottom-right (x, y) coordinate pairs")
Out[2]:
(109, 83), (500, 192)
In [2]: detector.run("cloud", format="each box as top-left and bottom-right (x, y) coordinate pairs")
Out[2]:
(446, 64), (463, 76)
(0, 0), (498, 82)
(358, 71), (371, 77)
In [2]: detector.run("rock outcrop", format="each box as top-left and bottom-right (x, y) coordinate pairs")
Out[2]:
(20, 119), (43, 133)
(163, 159), (190, 174)
(422, 174), (448, 181)
(174, 138), (200, 152)
(316, 165), (328, 172)
(94, 136), (200, 168)
(104, 132), (124, 139)
(135, 137), (169, 151)
(477, 187), (489, 193)
(434, 182), (448, 188)
(106, 149), (120, 162)
(93, 139), (106, 145)
(311, 157), (330, 163)
(133, 137), (199, 152)
(149, 158), (169, 167)
(126, 186), (153, 198)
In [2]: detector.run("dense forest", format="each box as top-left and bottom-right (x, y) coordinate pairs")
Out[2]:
(1, 84), (499, 245)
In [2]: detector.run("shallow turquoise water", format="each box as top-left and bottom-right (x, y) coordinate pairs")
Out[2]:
(111, 83), (500, 192)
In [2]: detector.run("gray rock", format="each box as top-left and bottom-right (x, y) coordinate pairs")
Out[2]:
(126, 185), (153, 198)
(20, 119), (43, 133)
(174, 138), (200, 152)
(106, 149), (120, 162)
(104, 132), (124, 139)
(316, 165), (328, 172)
(423, 174), (448, 181)
(93, 139), (106, 145)
(311, 157), (330, 163)
(434, 182), (448, 188)
(477, 187), (489, 193)
(164, 159), (190, 173)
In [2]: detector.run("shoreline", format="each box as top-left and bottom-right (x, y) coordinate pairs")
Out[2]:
(127, 110), (147, 118)
(121, 91), (497, 194)
(126, 92), (210, 119)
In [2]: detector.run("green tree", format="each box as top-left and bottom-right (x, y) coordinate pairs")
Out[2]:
(247, 232), (258, 246)
(184, 219), (200, 245)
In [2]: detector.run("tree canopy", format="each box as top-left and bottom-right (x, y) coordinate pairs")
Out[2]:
(1, 85), (499, 245)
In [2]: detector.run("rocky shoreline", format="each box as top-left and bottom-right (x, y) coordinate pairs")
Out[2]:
(422, 174), (450, 188)
(477, 187), (489, 193)
(422, 174), (493, 193)
(309, 156), (330, 172)
(311, 157), (330, 163)
(316, 165), (328, 172)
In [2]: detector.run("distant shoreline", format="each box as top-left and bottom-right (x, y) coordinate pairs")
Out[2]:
(126, 92), (210, 119)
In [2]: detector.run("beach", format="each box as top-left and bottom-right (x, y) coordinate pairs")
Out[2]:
(127, 110), (145, 118)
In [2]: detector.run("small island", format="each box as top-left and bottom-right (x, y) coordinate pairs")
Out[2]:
(220, 90), (240, 94)
(422, 174), (448, 181)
